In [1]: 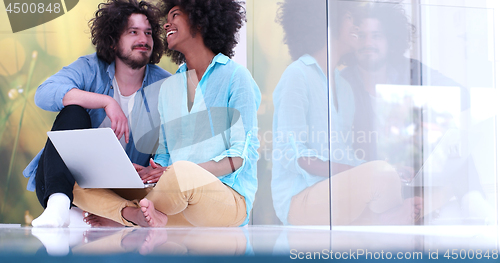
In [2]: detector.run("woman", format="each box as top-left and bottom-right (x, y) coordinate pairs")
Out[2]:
(80, 0), (260, 227)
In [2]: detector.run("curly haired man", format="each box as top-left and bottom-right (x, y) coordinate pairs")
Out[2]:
(25, 0), (171, 227)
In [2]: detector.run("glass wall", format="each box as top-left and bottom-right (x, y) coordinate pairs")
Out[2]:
(0, 0), (496, 227)
(248, 0), (497, 226)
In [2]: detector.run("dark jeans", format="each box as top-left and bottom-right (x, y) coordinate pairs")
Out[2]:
(36, 105), (91, 208)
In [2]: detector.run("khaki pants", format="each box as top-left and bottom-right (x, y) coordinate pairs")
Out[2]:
(73, 161), (247, 227)
(288, 160), (405, 225)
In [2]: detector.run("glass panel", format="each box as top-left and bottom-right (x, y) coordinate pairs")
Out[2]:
(248, 0), (496, 227)
(417, 3), (496, 225)
(330, 0), (496, 226)
(248, 0), (331, 225)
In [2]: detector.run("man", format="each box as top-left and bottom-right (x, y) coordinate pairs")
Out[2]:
(81, 0), (260, 228)
(24, 0), (171, 227)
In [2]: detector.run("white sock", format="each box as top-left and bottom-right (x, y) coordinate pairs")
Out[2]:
(31, 228), (70, 256)
(32, 193), (70, 228)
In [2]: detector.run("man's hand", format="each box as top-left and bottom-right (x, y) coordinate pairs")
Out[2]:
(104, 99), (129, 143)
(134, 159), (168, 184)
(62, 89), (130, 143)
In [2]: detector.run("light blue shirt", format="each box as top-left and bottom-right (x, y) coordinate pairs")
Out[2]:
(23, 53), (171, 191)
(271, 54), (363, 224)
(154, 53), (261, 226)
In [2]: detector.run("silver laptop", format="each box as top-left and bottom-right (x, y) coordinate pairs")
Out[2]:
(47, 128), (154, 188)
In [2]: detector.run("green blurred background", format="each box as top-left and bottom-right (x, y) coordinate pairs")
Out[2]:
(0, 0), (291, 225)
(0, 0), (181, 224)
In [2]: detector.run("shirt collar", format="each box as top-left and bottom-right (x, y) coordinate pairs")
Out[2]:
(298, 54), (317, 66)
(299, 54), (327, 80)
(107, 61), (116, 80)
(107, 61), (151, 87)
(176, 53), (229, 74)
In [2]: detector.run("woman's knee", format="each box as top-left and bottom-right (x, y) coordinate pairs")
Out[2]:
(169, 160), (208, 180)
(157, 161), (219, 193)
(171, 160), (197, 170)
(349, 160), (400, 185)
(156, 161), (197, 186)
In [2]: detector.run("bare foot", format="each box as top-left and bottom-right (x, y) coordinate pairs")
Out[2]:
(139, 229), (169, 254)
(83, 212), (124, 227)
(140, 199), (168, 227)
(121, 230), (149, 251)
(121, 199), (168, 227)
(379, 197), (423, 225)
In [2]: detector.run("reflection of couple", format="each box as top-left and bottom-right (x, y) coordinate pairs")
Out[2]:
(272, 0), (425, 226)
(26, 0), (260, 228)
(273, 0), (494, 226)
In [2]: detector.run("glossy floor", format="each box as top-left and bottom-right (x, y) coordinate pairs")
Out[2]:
(0, 225), (498, 259)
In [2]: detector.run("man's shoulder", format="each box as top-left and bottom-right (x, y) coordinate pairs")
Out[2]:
(76, 53), (105, 64)
(71, 53), (109, 72)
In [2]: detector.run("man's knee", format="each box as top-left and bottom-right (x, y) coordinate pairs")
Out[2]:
(52, 105), (91, 131)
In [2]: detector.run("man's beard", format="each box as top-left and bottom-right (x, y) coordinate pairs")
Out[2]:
(355, 48), (387, 71)
(116, 44), (151, 69)
(357, 57), (386, 71)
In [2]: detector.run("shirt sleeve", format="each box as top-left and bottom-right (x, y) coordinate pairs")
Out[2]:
(153, 82), (171, 167)
(34, 56), (100, 112)
(210, 66), (261, 176)
(273, 65), (323, 173)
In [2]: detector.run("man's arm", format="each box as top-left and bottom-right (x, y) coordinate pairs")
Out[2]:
(63, 89), (129, 143)
(35, 56), (97, 111)
(35, 55), (129, 142)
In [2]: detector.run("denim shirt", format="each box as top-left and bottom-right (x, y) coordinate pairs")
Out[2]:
(23, 53), (171, 191)
(154, 53), (261, 226)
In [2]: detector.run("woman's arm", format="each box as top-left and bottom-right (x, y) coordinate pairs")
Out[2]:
(198, 157), (243, 177)
(203, 65), (260, 177)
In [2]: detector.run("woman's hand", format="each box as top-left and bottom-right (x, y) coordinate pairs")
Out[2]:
(133, 159), (168, 184)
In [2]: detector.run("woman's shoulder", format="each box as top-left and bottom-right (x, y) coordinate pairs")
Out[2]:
(159, 72), (186, 96)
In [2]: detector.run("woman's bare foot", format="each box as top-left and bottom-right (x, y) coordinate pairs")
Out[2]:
(140, 199), (168, 227)
(83, 212), (124, 227)
(121, 199), (168, 227)
(139, 229), (169, 255)
(379, 197), (423, 225)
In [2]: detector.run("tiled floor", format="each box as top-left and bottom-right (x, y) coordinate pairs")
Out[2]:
(0, 225), (498, 261)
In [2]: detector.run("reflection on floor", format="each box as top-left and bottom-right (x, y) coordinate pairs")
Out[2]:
(0, 225), (498, 260)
